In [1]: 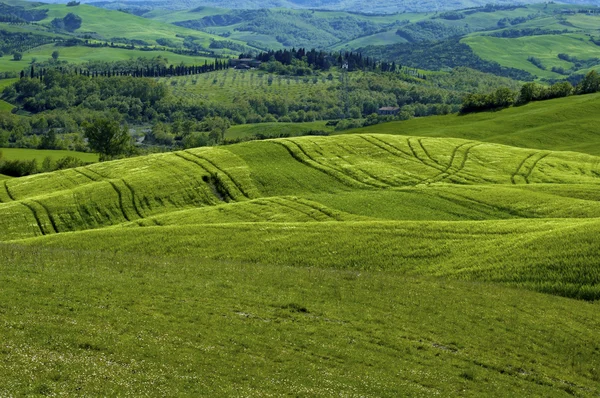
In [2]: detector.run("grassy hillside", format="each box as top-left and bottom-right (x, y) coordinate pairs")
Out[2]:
(34, 4), (229, 47)
(3, 127), (600, 394)
(226, 121), (333, 139)
(0, 148), (98, 163)
(2, 134), (600, 297)
(463, 33), (600, 80)
(0, 44), (215, 74)
(1, 240), (598, 396)
(349, 92), (600, 156)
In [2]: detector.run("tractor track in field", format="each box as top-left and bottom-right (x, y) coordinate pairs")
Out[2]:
(420, 142), (470, 184)
(359, 135), (425, 167)
(269, 198), (324, 222)
(31, 199), (58, 234)
(174, 152), (234, 202)
(295, 198), (347, 221)
(274, 140), (376, 189)
(73, 168), (100, 182)
(85, 168), (107, 180)
(122, 179), (144, 219)
(185, 150), (253, 199)
(107, 180), (131, 222)
(407, 138), (446, 173)
(4, 180), (14, 201)
(524, 153), (550, 184)
(278, 197), (340, 221)
(314, 140), (391, 188)
(20, 202), (46, 236)
(511, 153), (537, 185)
(418, 138), (443, 166)
(439, 143), (482, 183)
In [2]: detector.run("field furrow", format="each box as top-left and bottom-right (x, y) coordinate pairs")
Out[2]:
(122, 179), (144, 219)
(524, 152), (551, 184)
(275, 140), (373, 188)
(107, 180), (133, 222)
(1, 180), (14, 202)
(21, 200), (55, 236)
(511, 153), (537, 184)
(185, 148), (259, 199)
(177, 152), (240, 201)
(418, 138), (443, 166)
(72, 168), (100, 182)
(407, 137), (446, 172)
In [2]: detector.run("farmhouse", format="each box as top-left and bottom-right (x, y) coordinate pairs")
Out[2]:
(378, 107), (400, 116)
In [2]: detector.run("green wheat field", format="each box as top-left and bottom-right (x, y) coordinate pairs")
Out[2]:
(2, 95), (600, 395)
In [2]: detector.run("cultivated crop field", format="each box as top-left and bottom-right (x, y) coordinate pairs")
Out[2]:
(3, 95), (600, 395)
(163, 69), (339, 104)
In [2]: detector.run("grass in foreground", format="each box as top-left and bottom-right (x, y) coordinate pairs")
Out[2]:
(0, 243), (598, 396)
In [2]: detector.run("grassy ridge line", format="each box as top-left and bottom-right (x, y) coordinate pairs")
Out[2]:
(128, 196), (368, 227)
(463, 33), (600, 79)
(0, 149), (259, 240)
(348, 93), (600, 156)
(1, 244), (598, 396)
(20, 217), (600, 300)
(0, 45), (216, 74)
(307, 184), (600, 221)
(0, 148), (98, 163)
(274, 135), (600, 186)
(2, 135), (600, 240)
(34, 4), (241, 48)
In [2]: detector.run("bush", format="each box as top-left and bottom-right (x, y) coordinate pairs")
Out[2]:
(0, 159), (38, 177)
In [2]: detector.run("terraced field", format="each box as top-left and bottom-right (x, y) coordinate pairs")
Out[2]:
(4, 131), (600, 395)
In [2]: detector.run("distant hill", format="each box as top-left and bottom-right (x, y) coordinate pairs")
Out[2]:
(83, 0), (557, 13)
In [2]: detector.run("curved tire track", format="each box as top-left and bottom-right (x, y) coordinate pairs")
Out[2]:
(511, 153), (537, 185)
(273, 140), (376, 189)
(185, 150), (253, 199)
(524, 153), (550, 184)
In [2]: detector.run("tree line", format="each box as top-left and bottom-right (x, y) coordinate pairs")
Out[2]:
(461, 70), (600, 114)
(20, 59), (231, 80)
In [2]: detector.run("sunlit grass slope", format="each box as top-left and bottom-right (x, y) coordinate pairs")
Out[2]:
(349, 92), (600, 156)
(1, 243), (598, 396)
(34, 4), (229, 47)
(463, 33), (600, 79)
(3, 134), (600, 241)
(0, 148), (98, 163)
(4, 130), (600, 395)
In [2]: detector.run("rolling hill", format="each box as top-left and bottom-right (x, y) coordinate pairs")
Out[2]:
(2, 128), (600, 394)
(349, 92), (600, 156)
(2, 2), (600, 395)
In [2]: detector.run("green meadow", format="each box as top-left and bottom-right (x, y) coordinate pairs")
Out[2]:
(34, 4), (229, 47)
(2, 2), (600, 393)
(0, 148), (98, 163)
(349, 92), (600, 156)
(463, 33), (600, 79)
(2, 125), (600, 394)
(0, 45), (215, 74)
